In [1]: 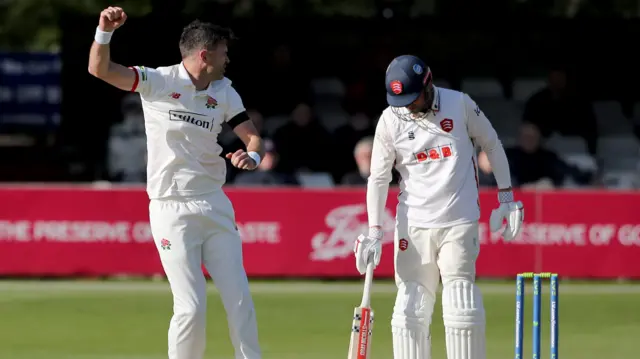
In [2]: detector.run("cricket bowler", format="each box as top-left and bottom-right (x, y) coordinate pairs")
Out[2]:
(353, 55), (524, 359)
(88, 7), (262, 359)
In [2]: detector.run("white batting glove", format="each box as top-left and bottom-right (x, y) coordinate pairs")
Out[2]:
(353, 227), (383, 275)
(489, 190), (524, 241)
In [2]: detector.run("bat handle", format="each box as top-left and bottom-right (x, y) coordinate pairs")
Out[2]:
(360, 262), (375, 307)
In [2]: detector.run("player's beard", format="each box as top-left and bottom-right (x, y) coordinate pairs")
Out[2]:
(216, 63), (227, 79)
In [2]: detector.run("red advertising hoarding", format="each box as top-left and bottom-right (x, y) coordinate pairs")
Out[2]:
(0, 186), (639, 279)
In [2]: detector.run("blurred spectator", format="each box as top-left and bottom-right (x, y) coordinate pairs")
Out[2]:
(222, 109), (267, 183)
(523, 67), (598, 155)
(332, 110), (375, 181)
(476, 151), (497, 187)
(342, 136), (374, 185)
(272, 102), (333, 174)
(223, 109), (266, 152)
(505, 122), (593, 188)
(233, 139), (298, 186)
(107, 94), (147, 182)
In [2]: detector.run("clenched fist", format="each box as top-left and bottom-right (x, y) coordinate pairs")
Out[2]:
(226, 150), (257, 170)
(99, 7), (127, 32)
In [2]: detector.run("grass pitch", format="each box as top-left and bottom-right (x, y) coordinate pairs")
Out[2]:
(0, 280), (638, 359)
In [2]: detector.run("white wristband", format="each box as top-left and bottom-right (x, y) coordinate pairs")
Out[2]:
(368, 227), (383, 240)
(498, 191), (514, 203)
(95, 27), (114, 45)
(247, 151), (261, 168)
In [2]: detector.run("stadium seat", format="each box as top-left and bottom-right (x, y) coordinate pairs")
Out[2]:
(474, 99), (523, 137)
(512, 78), (546, 103)
(263, 116), (289, 137)
(593, 101), (633, 135)
(461, 78), (504, 99)
(602, 171), (640, 189)
(295, 172), (335, 188)
(561, 153), (598, 172)
(597, 135), (640, 159)
(310, 77), (346, 99)
(546, 135), (589, 154)
(317, 108), (349, 132)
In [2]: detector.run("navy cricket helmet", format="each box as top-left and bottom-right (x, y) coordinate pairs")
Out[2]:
(385, 55), (433, 107)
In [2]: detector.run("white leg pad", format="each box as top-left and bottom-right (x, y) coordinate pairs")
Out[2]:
(391, 282), (433, 359)
(442, 280), (486, 359)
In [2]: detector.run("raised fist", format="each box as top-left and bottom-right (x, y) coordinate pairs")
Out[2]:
(99, 7), (127, 32)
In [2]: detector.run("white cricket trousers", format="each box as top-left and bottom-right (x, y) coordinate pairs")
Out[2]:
(392, 220), (485, 359)
(394, 221), (480, 288)
(149, 190), (261, 359)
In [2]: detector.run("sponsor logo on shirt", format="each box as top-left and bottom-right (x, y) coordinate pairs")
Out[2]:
(414, 143), (455, 163)
(169, 110), (213, 131)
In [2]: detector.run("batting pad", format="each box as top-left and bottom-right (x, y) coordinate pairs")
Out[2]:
(391, 282), (433, 359)
(441, 280), (486, 359)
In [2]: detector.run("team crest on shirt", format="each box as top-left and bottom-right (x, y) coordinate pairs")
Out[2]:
(440, 118), (454, 132)
(160, 238), (171, 250)
(205, 96), (218, 109)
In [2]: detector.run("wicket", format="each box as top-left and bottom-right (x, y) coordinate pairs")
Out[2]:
(515, 272), (559, 359)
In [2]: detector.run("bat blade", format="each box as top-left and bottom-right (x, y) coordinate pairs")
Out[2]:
(347, 306), (374, 359)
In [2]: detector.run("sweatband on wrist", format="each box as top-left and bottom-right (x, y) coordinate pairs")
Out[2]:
(247, 151), (261, 167)
(368, 227), (383, 240)
(94, 27), (114, 44)
(498, 191), (514, 203)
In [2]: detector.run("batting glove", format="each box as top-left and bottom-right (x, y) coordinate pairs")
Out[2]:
(489, 190), (524, 241)
(354, 227), (383, 275)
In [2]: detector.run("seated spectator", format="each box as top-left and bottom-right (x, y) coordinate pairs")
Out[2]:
(107, 93), (146, 182)
(505, 122), (593, 188)
(342, 137), (373, 185)
(222, 109), (266, 153)
(272, 102), (333, 174)
(222, 109), (266, 182)
(523, 67), (598, 155)
(341, 136), (400, 186)
(233, 139), (298, 186)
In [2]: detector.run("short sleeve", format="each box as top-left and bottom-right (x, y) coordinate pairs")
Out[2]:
(225, 87), (249, 128)
(129, 66), (167, 100)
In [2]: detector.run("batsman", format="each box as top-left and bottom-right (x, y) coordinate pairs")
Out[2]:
(353, 55), (524, 359)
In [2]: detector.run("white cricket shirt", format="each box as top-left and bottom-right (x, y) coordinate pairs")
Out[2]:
(367, 87), (512, 228)
(130, 63), (249, 199)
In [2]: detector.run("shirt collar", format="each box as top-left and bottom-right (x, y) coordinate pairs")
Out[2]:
(178, 62), (232, 96)
(431, 86), (440, 112)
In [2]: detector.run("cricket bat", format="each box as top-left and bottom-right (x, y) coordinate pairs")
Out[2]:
(348, 261), (375, 359)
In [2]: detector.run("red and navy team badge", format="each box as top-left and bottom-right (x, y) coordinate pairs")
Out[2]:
(398, 238), (408, 251)
(205, 96), (218, 109)
(390, 80), (403, 94)
(170, 92), (181, 99)
(440, 118), (454, 132)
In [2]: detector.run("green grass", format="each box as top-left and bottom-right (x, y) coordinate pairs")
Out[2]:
(0, 280), (638, 359)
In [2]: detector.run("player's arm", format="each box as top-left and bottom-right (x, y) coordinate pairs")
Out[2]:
(367, 113), (396, 232)
(463, 94), (513, 192)
(88, 7), (166, 97)
(87, 7), (135, 91)
(88, 42), (137, 91)
(353, 113), (395, 274)
(225, 88), (264, 170)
